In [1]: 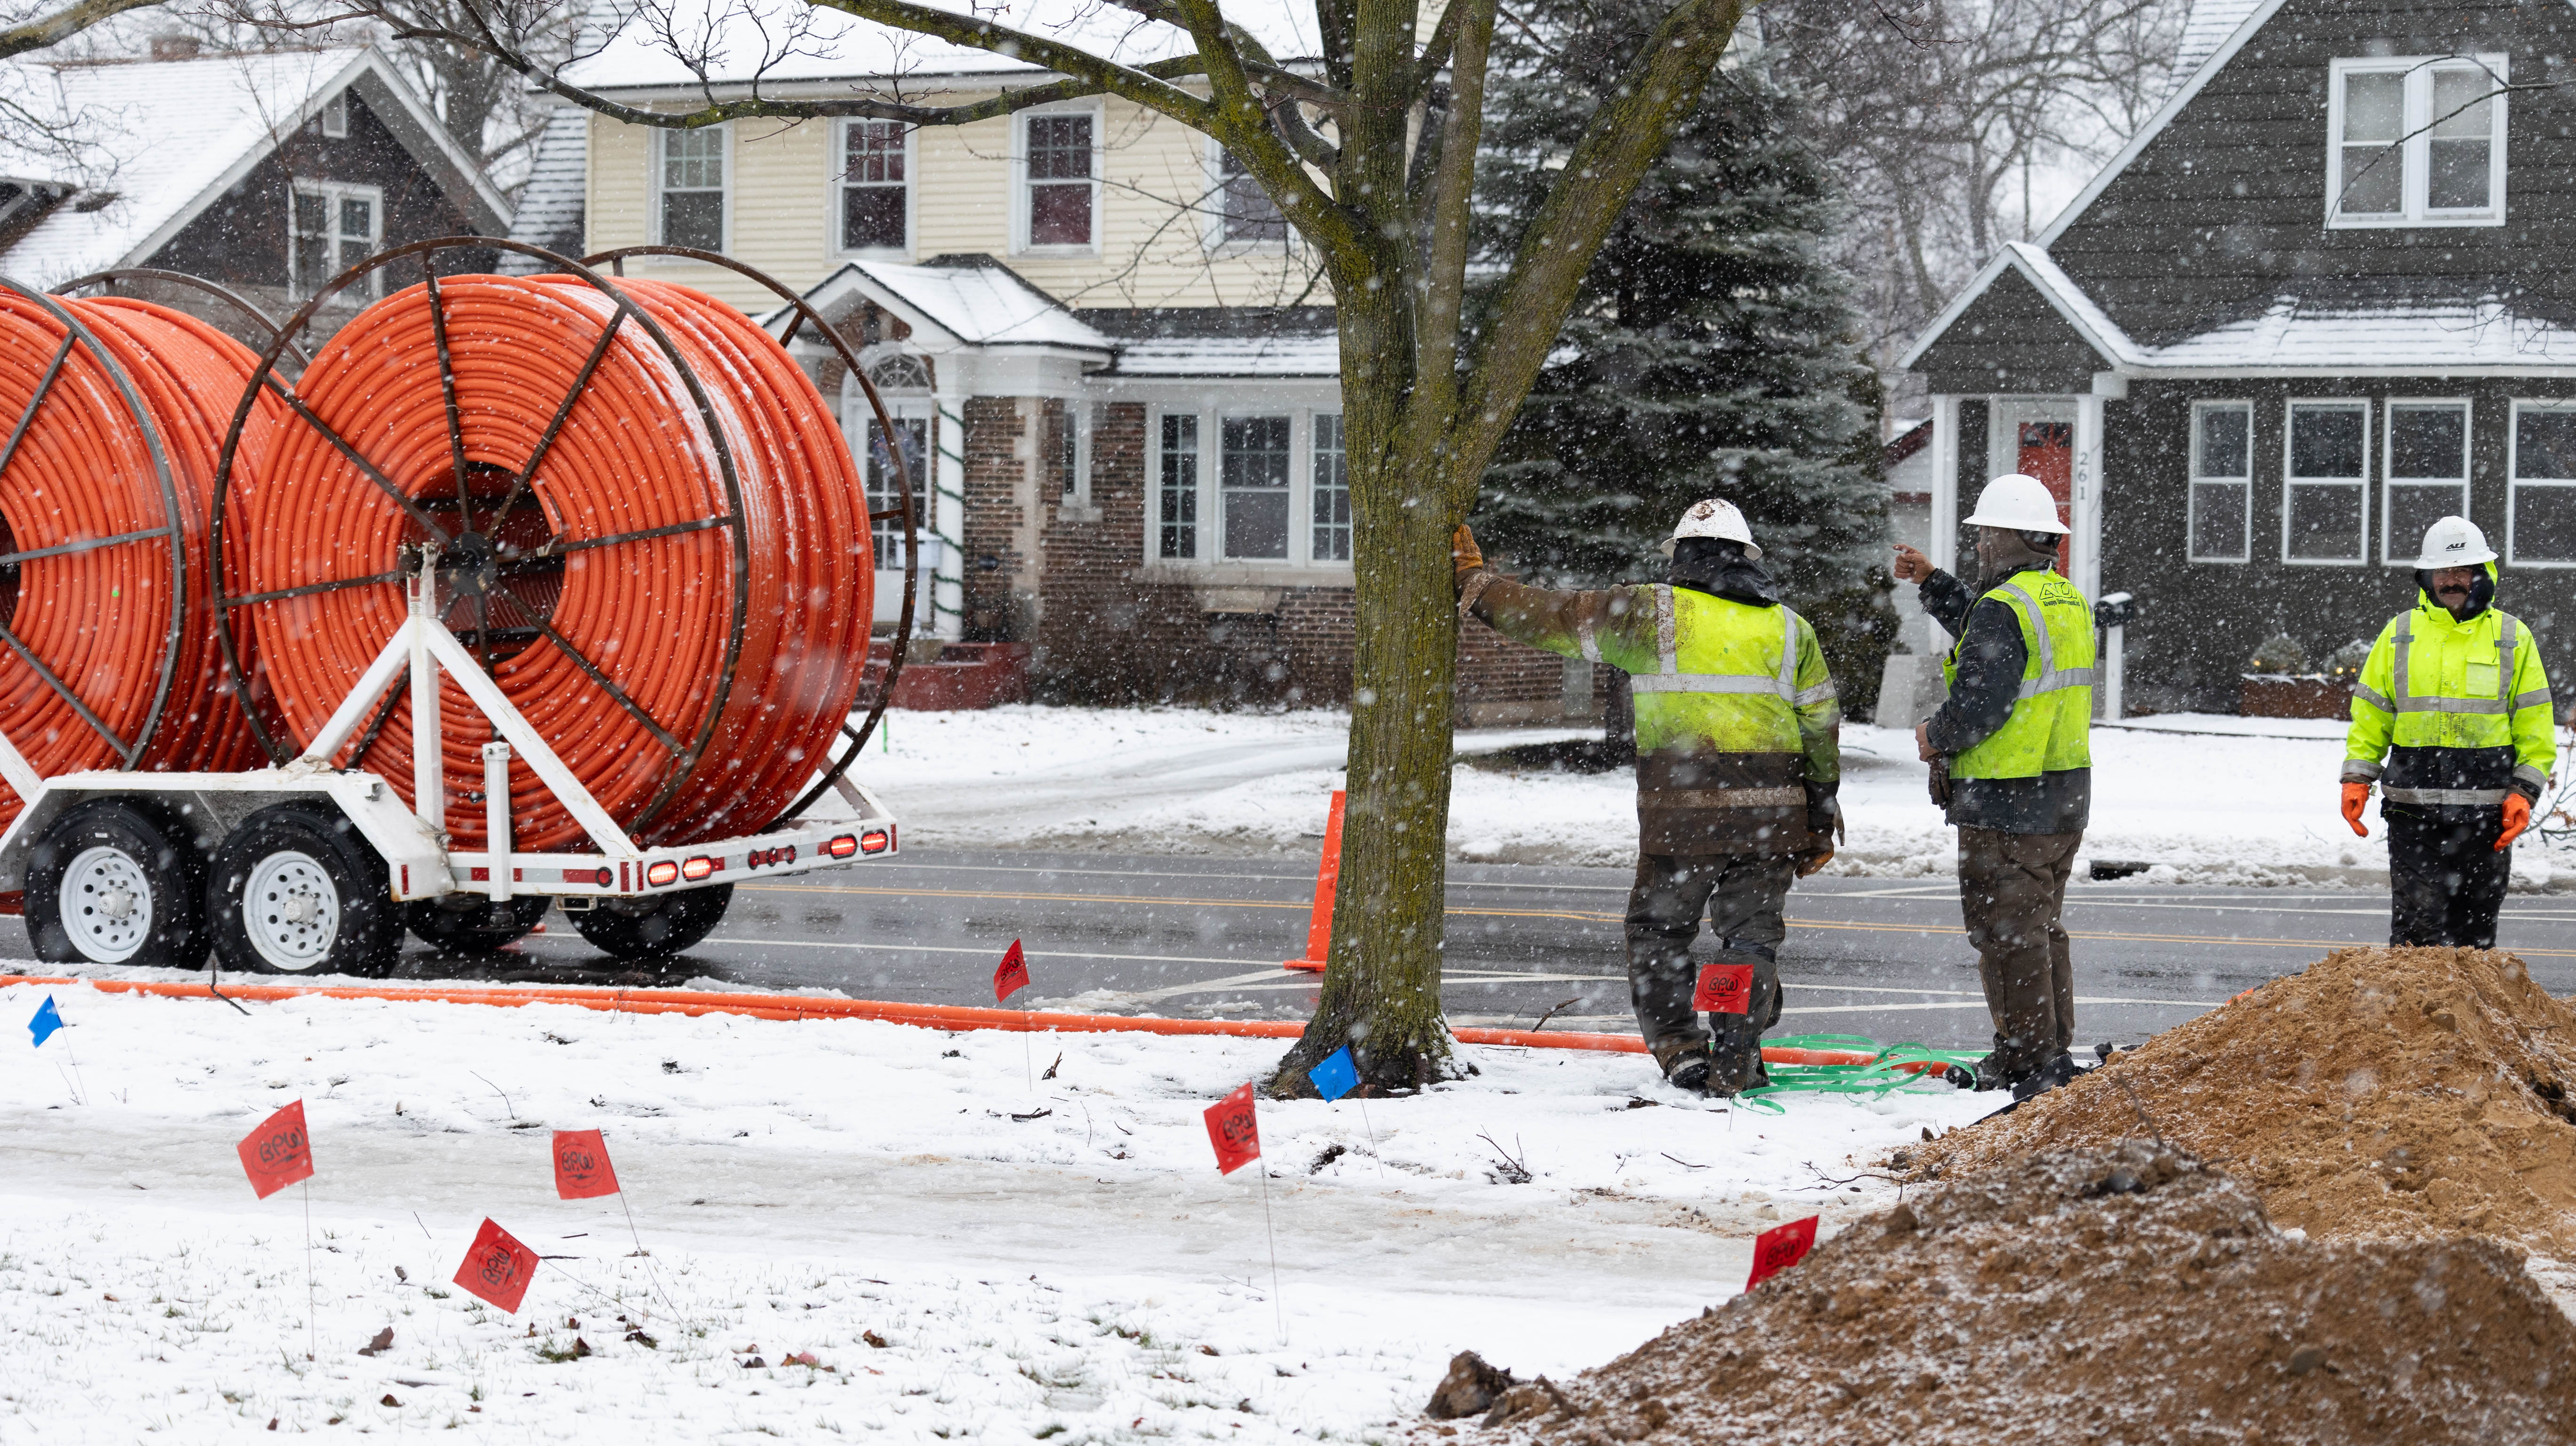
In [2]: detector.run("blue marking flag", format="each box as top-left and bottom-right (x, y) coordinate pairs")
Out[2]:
(28, 996), (63, 1048)
(1309, 1046), (1359, 1103)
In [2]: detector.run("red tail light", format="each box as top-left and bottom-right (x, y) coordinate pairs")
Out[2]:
(680, 856), (716, 882)
(645, 860), (679, 886)
(825, 835), (858, 858)
(859, 830), (891, 855)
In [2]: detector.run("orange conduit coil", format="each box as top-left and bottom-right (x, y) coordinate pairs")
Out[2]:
(0, 289), (276, 827)
(230, 273), (872, 850)
(0, 974), (1952, 1073)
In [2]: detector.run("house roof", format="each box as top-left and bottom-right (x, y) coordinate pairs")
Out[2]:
(500, 108), (587, 272)
(1085, 306), (1338, 377)
(2166, 0), (2263, 96)
(560, 0), (1323, 94)
(0, 46), (509, 287)
(774, 256), (1117, 354)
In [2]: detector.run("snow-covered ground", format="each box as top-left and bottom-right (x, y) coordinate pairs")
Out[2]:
(0, 980), (1988, 1441)
(859, 706), (2576, 888)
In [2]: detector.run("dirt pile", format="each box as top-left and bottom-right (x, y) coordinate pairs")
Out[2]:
(1471, 1143), (2576, 1446)
(1906, 946), (2576, 1253)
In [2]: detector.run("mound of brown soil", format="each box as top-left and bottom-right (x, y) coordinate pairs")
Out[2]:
(1476, 1143), (2576, 1446)
(1907, 947), (2576, 1253)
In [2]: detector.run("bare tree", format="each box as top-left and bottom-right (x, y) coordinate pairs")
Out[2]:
(216, 0), (1750, 1092)
(1758, 0), (2185, 372)
(0, 0), (169, 59)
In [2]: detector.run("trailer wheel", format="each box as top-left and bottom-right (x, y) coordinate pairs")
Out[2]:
(207, 803), (402, 977)
(26, 798), (209, 968)
(569, 884), (733, 960)
(407, 895), (551, 955)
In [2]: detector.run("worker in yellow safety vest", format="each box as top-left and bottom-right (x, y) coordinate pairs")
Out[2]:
(1891, 474), (2095, 1101)
(2342, 516), (2555, 948)
(1452, 499), (1840, 1097)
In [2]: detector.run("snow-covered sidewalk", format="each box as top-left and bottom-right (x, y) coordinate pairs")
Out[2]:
(859, 705), (2576, 887)
(0, 980), (1988, 1441)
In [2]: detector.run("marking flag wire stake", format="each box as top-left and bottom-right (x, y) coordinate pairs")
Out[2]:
(994, 939), (1034, 1091)
(1205, 1083), (1283, 1340)
(1306, 1046), (1382, 1178)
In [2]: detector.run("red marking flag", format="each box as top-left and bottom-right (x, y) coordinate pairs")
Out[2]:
(552, 1129), (620, 1200)
(1203, 1083), (1260, 1174)
(1693, 963), (1755, 1015)
(453, 1218), (541, 1313)
(235, 1100), (314, 1199)
(1745, 1215), (1819, 1290)
(993, 940), (1030, 1004)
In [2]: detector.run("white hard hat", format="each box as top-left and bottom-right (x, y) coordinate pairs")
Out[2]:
(1961, 474), (2069, 535)
(1660, 498), (1760, 559)
(2413, 515), (2497, 569)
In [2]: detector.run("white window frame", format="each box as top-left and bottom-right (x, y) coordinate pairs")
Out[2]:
(2507, 399), (2576, 569)
(1152, 407), (1203, 561)
(1148, 406), (1357, 569)
(1203, 135), (1288, 254)
(2380, 398), (2472, 566)
(1217, 410), (1297, 562)
(2325, 54), (2509, 229)
(652, 124), (731, 251)
(319, 90), (349, 139)
(2187, 400), (2253, 564)
(1013, 102), (1103, 257)
(833, 118), (913, 258)
(1311, 411), (1350, 562)
(2282, 398), (2372, 566)
(288, 179), (384, 302)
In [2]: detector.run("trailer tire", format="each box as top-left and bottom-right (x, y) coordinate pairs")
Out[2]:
(569, 884), (733, 960)
(26, 798), (209, 968)
(407, 894), (551, 955)
(207, 803), (402, 978)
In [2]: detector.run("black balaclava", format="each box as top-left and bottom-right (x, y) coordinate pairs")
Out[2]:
(1670, 537), (1780, 608)
(2413, 562), (2496, 622)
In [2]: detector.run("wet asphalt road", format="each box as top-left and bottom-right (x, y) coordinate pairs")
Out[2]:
(159, 845), (2575, 1055)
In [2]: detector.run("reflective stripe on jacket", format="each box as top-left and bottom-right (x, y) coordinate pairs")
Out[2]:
(2344, 586), (2553, 806)
(1941, 568), (2095, 781)
(1629, 585), (1836, 781)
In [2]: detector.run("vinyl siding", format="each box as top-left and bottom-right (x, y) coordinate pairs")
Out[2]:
(583, 94), (1321, 317)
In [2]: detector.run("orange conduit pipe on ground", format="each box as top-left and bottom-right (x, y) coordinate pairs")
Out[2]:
(229, 271), (871, 850)
(0, 974), (1953, 1074)
(0, 289), (277, 827)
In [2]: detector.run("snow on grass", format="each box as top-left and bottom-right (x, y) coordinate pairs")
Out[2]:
(0, 980), (1988, 1440)
(856, 705), (2576, 885)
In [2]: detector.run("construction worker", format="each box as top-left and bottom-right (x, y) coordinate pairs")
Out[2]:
(1452, 499), (1839, 1096)
(1889, 473), (2093, 1101)
(2343, 516), (2554, 948)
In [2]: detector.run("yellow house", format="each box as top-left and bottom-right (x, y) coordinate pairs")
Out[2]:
(508, 6), (1578, 723)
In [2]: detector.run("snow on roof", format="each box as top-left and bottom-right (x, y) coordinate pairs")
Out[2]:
(2167, 0), (2264, 96)
(563, 0), (1322, 92)
(776, 256), (1115, 351)
(500, 109), (587, 273)
(1091, 315), (1338, 377)
(0, 47), (500, 288)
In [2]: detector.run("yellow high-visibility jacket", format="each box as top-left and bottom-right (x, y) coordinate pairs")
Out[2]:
(2345, 576), (2555, 807)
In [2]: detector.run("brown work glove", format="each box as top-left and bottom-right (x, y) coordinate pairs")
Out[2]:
(1927, 756), (1952, 810)
(1795, 849), (1835, 878)
(1452, 524), (1485, 585)
(2340, 781), (2370, 837)
(2497, 792), (2533, 852)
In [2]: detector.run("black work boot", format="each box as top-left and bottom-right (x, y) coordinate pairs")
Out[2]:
(1651, 1037), (1715, 1094)
(2010, 1051), (2081, 1102)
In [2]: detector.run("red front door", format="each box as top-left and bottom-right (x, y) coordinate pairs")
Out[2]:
(2017, 421), (2074, 575)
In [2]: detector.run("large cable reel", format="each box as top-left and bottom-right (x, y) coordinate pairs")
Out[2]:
(211, 239), (918, 854)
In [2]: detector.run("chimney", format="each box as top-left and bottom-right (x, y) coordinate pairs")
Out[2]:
(148, 34), (201, 62)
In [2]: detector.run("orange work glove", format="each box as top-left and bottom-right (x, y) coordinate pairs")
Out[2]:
(1452, 523), (1484, 578)
(2497, 792), (2533, 852)
(2341, 781), (2371, 837)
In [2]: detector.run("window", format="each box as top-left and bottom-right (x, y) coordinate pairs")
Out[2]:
(2327, 56), (2507, 226)
(2284, 401), (2369, 563)
(839, 120), (908, 252)
(2188, 401), (2252, 563)
(863, 415), (927, 570)
(1215, 143), (1286, 244)
(1158, 413), (1199, 560)
(289, 181), (382, 300)
(2383, 400), (2471, 563)
(1220, 416), (1292, 559)
(657, 127), (726, 250)
(2510, 402), (2576, 565)
(1021, 112), (1096, 250)
(1312, 413), (1350, 561)
(319, 90), (348, 139)
(1056, 402), (1091, 498)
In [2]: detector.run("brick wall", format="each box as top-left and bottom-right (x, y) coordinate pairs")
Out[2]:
(960, 396), (1027, 640)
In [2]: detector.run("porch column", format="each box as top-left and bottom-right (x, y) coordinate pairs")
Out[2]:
(1929, 393), (1961, 575)
(2072, 377), (2118, 604)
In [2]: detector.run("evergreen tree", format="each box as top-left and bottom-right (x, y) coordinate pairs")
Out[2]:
(1473, 17), (1896, 714)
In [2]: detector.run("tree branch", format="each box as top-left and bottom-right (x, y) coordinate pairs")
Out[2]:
(0, 0), (165, 59)
(1411, 0), (1465, 97)
(1396, 0), (1492, 453)
(1168, 0), (1367, 270)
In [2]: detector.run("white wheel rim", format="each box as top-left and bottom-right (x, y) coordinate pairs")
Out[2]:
(244, 850), (339, 971)
(63, 845), (152, 964)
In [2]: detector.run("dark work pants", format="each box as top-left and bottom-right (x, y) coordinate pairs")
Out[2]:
(1625, 852), (1793, 1085)
(1958, 826), (2080, 1084)
(2387, 806), (2510, 948)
